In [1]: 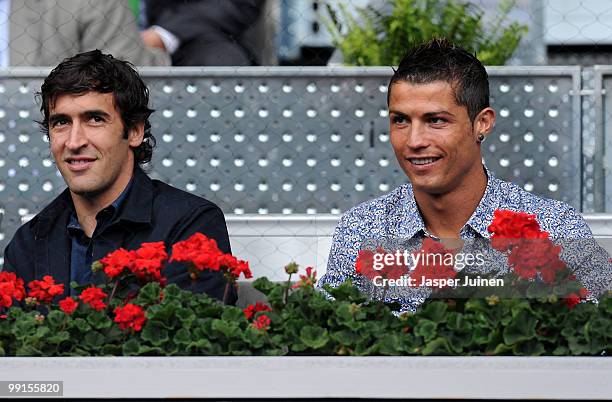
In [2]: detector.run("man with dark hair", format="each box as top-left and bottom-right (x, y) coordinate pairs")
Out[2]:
(318, 38), (609, 309)
(2, 50), (235, 303)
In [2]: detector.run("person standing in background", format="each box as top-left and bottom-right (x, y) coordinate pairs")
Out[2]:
(139, 0), (264, 66)
(1, 0), (169, 67)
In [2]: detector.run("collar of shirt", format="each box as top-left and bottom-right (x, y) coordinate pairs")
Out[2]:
(390, 165), (501, 240)
(67, 175), (135, 237)
(34, 165), (154, 239)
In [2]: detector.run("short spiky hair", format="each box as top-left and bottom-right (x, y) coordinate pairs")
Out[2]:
(39, 50), (156, 165)
(388, 38), (490, 122)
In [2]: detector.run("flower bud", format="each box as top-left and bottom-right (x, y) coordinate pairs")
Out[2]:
(91, 261), (104, 273)
(284, 262), (299, 275)
(25, 297), (37, 306)
(485, 295), (500, 306)
(34, 313), (45, 323)
(348, 303), (360, 314)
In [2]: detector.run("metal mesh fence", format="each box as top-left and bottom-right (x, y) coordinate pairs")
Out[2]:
(0, 66), (607, 278)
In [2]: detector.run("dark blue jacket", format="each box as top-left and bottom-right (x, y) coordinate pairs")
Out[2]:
(2, 167), (236, 304)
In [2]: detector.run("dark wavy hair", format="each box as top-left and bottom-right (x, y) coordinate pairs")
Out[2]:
(388, 38), (490, 122)
(38, 49), (155, 165)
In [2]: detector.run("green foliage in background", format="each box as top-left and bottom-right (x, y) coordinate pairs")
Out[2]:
(325, 0), (528, 66)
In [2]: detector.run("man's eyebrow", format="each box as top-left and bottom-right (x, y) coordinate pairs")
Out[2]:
(388, 110), (407, 116)
(423, 110), (454, 117)
(48, 113), (69, 123)
(82, 110), (112, 119)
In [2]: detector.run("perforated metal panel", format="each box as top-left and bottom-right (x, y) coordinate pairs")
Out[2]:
(0, 67), (583, 261)
(486, 67), (581, 208)
(594, 65), (612, 212)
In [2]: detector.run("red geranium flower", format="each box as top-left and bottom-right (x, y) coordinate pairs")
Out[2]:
(170, 233), (223, 271)
(27, 275), (64, 304)
(507, 239), (566, 282)
(564, 293), (581, 309)
(292, 267), (318, 289)
(488, 209), (548, 251)
(171, 233), (252, 281)
(355, 247), (407, 283)
(130, 241), (168, 283)
(100, 248), (133, 278)
(243, 302), (272, 320)
(218, 254), (252, 280)
(409, 238), (458, 289)
(58, 297), (78, 315)
(252, 314), (271, 331)
(114, 303), (146, 331)
(79, 286), (108, 311)
(0, 272), (25, 308)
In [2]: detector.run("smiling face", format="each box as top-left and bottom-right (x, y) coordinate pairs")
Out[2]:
(388, 80), (494, 199)
(48, 92), (143, 205)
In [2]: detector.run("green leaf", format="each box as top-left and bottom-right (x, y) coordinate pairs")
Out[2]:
(420, 301), (448, 323)
(503, 310), (537, 345)
(122, 338), (141, 356)
(211, 319), (240, 338)
(174, 328), (192, 345)
(175, 308), (196, 327)
(377, 334), (403, 355)
(83, 331), (106, 349)
(45, 310), (66, 329)
(71, 318), (91, 332)
(221, 307), (244, 322)
(87, 311), (112, 330)
(512, 340), (545, 356)
(242, 327), (266, 349)
(252, 277), (276, 295)
(135, 282), (162, 305)
(414, 319), (437, 342)
(300, 326), (329, 350)
(146, 301), (180, 328)
(422, 337), (453, 355)
(141, 323), (169, 346)
(47, 331), (70, 345)
(331, 330), (363, 346)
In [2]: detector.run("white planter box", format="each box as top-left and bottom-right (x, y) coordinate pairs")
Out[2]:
(1, 356), (610, 399)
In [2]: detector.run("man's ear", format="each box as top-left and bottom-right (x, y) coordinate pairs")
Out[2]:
(128, 122), (145, 147)
(474, 107), (496, 138)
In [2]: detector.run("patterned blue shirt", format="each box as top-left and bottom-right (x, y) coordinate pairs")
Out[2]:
(318, 166), (611, 310)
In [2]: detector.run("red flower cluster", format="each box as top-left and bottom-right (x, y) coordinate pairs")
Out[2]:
(243, 302), (272, 320)
(58, 297), (79, 315)
(252, 314), (271, 331)
(564, 287), (589, 309)
(487, 210), (548, 251)
(27, 276), (64, 304)
(79, 286), (108, 311)
(292, 267), (318, 289)
(131, 242), (168, 283)
(355, 247), (406, 282)
(506, 239), (565, 281)
(100, 248), (133, 278)
(409, 238), (458, 289)
(113, 303), (146, 331)
(488, 209), (567, 284)
(0, 272), (25, 308)
(100, 242), (168, 283)
(170, 233), (252, 280)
